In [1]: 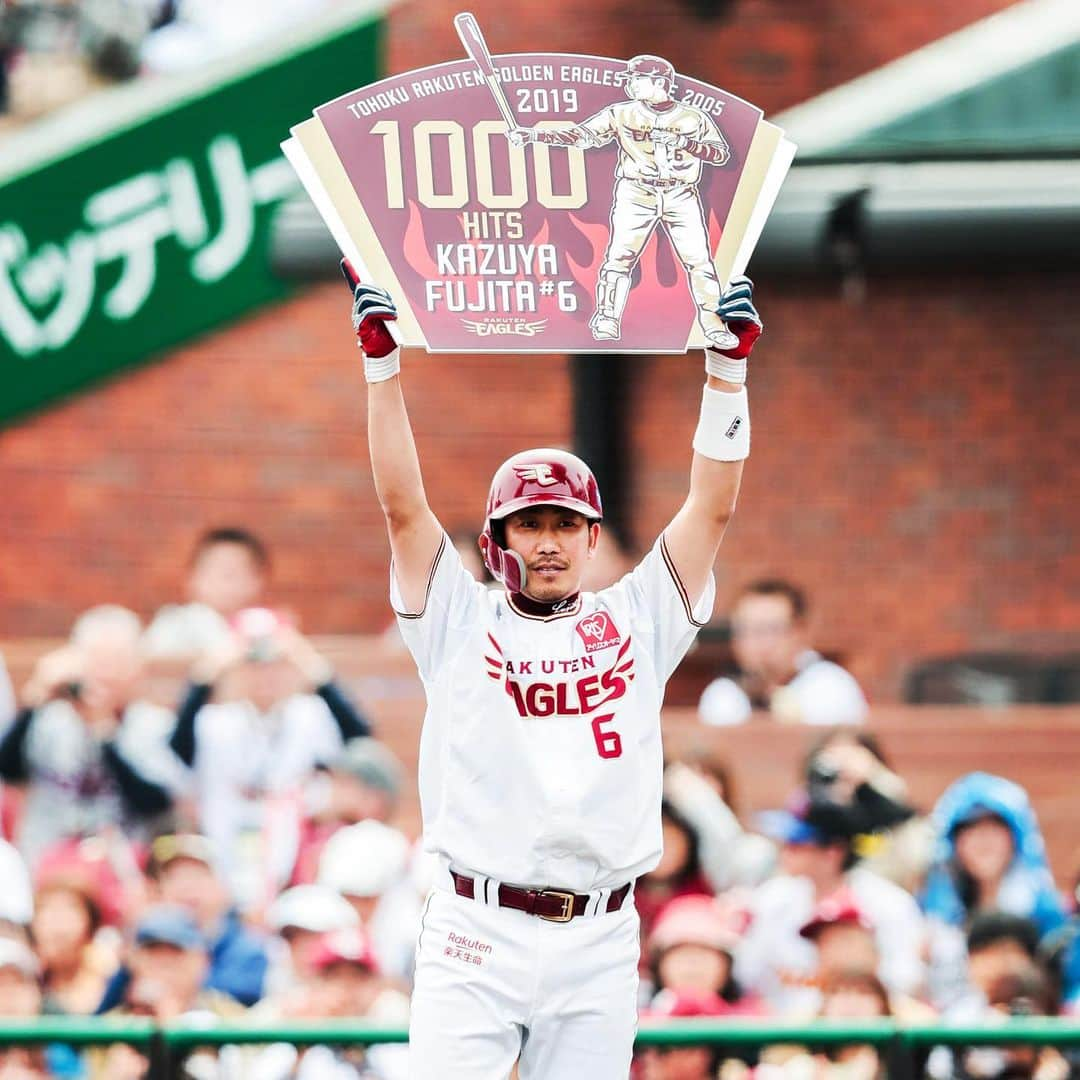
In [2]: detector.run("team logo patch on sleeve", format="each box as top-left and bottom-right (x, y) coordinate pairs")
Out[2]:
(575, 612), (621, 653)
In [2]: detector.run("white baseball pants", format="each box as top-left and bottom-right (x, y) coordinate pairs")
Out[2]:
(600, 177), (722, 317)
(408, 884), (640, 1079)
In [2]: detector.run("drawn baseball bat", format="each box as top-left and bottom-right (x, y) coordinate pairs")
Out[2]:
(454, 12), (519, 131)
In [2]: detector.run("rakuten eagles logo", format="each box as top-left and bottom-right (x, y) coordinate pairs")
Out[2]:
(484, 632), (636, 719)
(461, 317), (548, 338)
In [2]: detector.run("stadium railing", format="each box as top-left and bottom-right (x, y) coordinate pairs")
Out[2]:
(2, 1017), (1080, 1077)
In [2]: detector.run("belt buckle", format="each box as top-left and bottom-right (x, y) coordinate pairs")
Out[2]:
(538, 889), (575, 923)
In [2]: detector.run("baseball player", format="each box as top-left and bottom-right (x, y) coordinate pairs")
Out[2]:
(341, 260), (762, 1078)
(509, 55), (731, 346)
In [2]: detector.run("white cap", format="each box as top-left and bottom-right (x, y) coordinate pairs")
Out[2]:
(317, 821), (410, 899)
(0, 940), (39, 979)
(265, 885), (359, 933)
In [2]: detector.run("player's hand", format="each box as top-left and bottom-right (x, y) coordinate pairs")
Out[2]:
(506, 127), (534, 147)
(190, 631), (248, 685)
(340, 259), (398, 359)
(651, 129), (689, 149)
(22, 646), (85, 708)
(712, 275), (762, 360)
(274, 624), (334, 689)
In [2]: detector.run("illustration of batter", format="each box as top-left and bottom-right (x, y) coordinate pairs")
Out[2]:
(509, 55), (733, 344)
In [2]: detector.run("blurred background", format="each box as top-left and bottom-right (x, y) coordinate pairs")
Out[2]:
(0, 0), (1078, 1076)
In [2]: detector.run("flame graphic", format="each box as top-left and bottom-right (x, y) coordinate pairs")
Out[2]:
(402, 200), (444, 281)
(708, 206), (723, 253)
(564, 211), (685, 298)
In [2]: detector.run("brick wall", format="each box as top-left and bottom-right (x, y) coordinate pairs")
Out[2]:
(628, 273), (1080, 697)
(3, 0), (1075, 702)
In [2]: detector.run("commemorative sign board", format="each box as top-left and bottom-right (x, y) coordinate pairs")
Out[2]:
(283, 14), (795, 353)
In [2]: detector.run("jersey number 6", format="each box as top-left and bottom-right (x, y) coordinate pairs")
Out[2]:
(591, 713), (623, 759)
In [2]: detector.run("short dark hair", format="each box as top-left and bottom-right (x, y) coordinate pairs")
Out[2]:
(190, 527), (270, 572)
(967, 911), (1040, 958)
(738, 579), (808, 621)
(820, 968), (892, 1018)
(805, 728), (893, 774)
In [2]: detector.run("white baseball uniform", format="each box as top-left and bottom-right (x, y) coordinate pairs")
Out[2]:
(395, 532), (714, 1079)
(541, 98), (730, 340)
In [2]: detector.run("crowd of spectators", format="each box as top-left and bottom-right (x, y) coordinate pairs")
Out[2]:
(0, 526), (1076, 1080)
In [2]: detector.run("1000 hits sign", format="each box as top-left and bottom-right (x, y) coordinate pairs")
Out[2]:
(284, 13), (794, 354)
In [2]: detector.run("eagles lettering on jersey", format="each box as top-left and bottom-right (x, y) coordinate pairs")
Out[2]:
(486, 631), (635, 720)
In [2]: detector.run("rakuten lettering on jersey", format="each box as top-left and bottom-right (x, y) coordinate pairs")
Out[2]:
(491, 638), (636, 719)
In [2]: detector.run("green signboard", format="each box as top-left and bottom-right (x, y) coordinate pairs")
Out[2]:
(0, 6), (386, 426)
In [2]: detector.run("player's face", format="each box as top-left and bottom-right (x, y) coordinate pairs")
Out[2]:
(628, 74), (671, 105)
(503, 506), (599, 601)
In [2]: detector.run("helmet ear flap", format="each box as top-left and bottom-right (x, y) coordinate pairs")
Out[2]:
(480, 528), (526, 593)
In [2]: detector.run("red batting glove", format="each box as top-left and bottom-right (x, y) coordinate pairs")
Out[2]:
(713, 275), (762, 360)
(340, 259), (398, 359)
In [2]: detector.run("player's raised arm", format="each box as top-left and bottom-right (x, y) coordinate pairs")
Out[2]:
(662, 276), (763, 607)
(508, 106), (616, 150)
(342, 261), (443, 613)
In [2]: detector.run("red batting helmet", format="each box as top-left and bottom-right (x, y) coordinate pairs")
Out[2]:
(480, 448), (602, 591)
(615, 54), (676, 87)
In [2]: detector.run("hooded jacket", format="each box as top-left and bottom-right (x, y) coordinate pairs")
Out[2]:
(920, 772), (1065, 937)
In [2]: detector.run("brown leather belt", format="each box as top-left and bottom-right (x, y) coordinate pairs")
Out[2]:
(451, 871), (631, 923)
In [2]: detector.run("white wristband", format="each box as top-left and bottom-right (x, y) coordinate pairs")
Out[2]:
(705, 347), (747, 385)
(692, 384), (750, 461)
(363, 346), (401, 383)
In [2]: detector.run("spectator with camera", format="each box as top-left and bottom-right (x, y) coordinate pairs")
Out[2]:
(698, 580), (868, 727)
(167, 611), (372, 911)
(144, 526), (271, 664)
(803, 729), (935, 893)
(0, 606), (179, 868)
